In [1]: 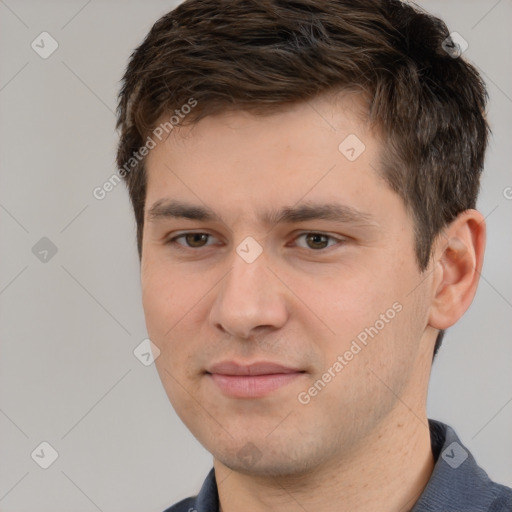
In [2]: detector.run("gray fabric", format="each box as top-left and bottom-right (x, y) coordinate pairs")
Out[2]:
(164, 419), (512, 511)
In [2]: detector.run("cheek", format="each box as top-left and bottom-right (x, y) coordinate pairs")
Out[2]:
(141, 259), (193, 331)
(141, 263), (189, 370)
(312, 254), (423, 356)
(143, 265), (203, 408)
(141, 262), (210, 372)
(303, 267), (387, 337)
(141, 268), (169, 334)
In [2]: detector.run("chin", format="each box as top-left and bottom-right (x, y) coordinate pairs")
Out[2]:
(214, 442), (325, 478)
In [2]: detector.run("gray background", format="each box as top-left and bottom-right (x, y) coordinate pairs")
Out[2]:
(0, 1), (510, 511)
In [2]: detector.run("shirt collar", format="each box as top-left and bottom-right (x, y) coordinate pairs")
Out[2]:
(191, 419), (507, 511)
(411, 419), (504, 511)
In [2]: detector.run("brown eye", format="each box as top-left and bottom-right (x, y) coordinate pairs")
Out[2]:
(183, 233), (210, 247)
(293, 232), (344, 251)
(305, 233), (330, 249)
(167, 232), (216, 249)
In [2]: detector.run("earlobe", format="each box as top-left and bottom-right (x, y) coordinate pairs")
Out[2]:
(428, 210), (486, 330)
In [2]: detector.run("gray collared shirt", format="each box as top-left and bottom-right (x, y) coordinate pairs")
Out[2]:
(164, 419), (512, 511)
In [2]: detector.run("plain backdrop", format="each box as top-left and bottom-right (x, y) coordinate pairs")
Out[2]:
(0, 1), (511, 511)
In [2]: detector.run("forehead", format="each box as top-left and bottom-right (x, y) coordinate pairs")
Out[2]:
(143, 95), (398, 227)
(145, 91), (374, 168)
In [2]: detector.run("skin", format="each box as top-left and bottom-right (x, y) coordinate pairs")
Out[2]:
(141, 94), (485, 512)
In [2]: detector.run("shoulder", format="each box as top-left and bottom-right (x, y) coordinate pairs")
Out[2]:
(488, 484), (512, 512)
(415, 420), (512, 512)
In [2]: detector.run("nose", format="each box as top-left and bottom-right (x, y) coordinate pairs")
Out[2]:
(209, 244), (289, 340)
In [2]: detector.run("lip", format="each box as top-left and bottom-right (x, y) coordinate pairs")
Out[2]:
(207, 361), (303, 376)
(206, 361), (306, 398)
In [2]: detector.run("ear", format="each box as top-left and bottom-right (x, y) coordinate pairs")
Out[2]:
(428, 209), (486, 330)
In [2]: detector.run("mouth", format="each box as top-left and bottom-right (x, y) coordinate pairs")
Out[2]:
(205, 361), (306, 398)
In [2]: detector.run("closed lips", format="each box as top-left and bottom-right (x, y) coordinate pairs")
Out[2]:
(206, 361), (305, 376)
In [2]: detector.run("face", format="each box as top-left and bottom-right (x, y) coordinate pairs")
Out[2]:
(141, 95), (435, 477)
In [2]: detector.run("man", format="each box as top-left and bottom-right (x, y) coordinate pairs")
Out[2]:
(115, 0), (512, 510)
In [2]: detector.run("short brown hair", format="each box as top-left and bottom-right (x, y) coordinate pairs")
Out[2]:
(116, 0), (489, 357)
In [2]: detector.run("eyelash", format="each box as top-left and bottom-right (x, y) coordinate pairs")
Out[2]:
(165, 232), (346, 252)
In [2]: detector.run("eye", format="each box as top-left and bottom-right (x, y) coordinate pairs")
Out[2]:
(167, 232), (219, 249)
(293, 232), (345, 250)
(166, 231), (345, 251)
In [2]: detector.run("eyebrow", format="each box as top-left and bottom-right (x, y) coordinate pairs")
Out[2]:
(147, 199), (377, 227)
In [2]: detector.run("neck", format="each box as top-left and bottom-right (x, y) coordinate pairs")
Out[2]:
(214, 407), (435, 512)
